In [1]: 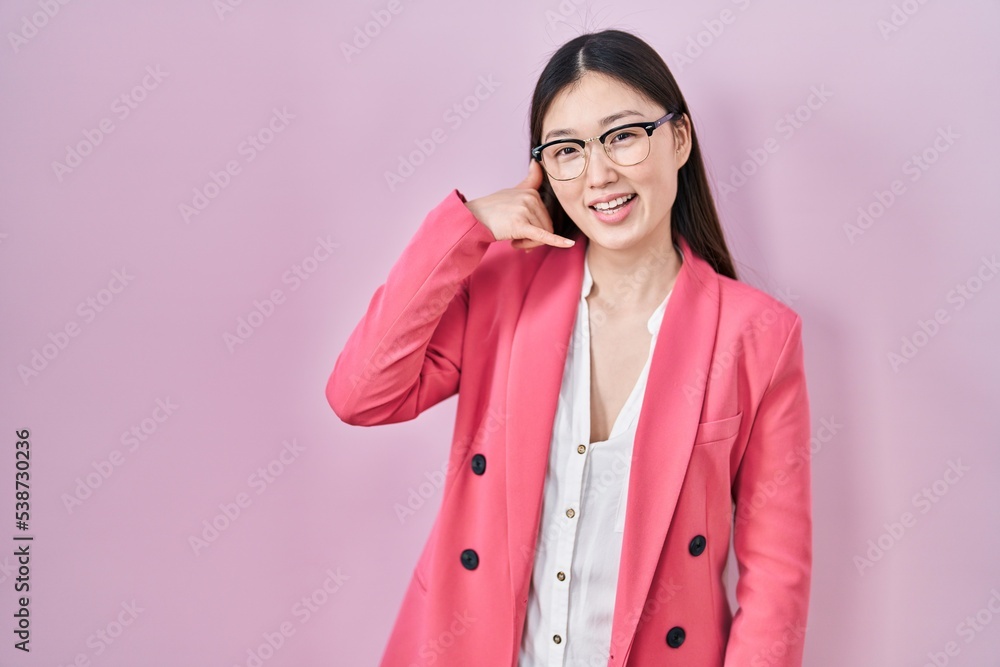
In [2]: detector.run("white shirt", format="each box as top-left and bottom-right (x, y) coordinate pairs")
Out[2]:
(517, 244), (680, 667)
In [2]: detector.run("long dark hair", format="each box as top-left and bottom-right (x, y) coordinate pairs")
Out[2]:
(529, 29), (738, 281)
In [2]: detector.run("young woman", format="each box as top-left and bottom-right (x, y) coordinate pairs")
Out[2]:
(328, 29), (812, 667)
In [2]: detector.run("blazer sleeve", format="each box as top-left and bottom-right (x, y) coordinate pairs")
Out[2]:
(325, 189), (496, 426)
(724, 315), (812, 666)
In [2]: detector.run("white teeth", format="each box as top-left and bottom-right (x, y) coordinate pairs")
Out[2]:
(593, 193), (635, 211)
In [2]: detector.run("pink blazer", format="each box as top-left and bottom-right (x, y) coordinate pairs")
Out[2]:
(327, 189), (812, 667)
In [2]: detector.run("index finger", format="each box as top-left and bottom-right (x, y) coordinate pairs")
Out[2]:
(521, 223), (575, 248)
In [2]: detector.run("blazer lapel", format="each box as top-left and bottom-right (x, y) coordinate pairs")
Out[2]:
(609, 234), (722, 660)
(506, 230), (586, 611)
(504, 233), (722, 658)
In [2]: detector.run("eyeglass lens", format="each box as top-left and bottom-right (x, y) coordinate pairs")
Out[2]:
(540, 128), (651, 180)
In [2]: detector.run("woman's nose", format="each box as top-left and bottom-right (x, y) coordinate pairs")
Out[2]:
(584, 143), (619, 186)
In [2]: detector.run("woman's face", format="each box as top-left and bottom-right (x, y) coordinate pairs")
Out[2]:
(540, 71), (690, 252)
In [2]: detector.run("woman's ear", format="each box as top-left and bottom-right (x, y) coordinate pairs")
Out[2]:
(674, 113), (693, 168)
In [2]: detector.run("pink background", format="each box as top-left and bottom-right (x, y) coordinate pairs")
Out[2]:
(2, 1), (998, 665)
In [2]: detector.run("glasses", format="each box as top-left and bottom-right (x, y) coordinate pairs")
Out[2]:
(531, 111), (678, 181)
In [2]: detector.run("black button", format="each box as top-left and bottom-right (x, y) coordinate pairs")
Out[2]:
(666, 626), (686, 648)
(460, 549), (479, 570)
(688, 535), (706, 556)
(471, 454), (486, 475)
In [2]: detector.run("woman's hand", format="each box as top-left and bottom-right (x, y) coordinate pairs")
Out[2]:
(464, 160), (576, 252)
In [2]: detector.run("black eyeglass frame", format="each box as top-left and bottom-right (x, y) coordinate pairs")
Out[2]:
(530, 111), (679, 181)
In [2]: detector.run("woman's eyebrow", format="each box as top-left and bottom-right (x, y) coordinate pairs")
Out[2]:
(542, 109), (644, 143)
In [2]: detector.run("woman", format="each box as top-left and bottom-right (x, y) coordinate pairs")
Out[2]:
(327, 29), (812, 667)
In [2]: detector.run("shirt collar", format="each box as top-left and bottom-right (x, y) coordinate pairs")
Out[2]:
(581, 243), (683, 336)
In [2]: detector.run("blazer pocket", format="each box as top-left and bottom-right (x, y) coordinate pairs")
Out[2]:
(693, 412), (743, 446)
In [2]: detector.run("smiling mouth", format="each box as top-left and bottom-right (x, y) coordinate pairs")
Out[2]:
(588, 193), (638, 213)
(590, 193), (636, 213)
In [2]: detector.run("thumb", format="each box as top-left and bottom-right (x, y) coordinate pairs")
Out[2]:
(515, 158), (544, 191)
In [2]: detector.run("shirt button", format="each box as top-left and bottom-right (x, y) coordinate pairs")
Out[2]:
(565, 508), (575, 518)
(553, 634), (562, 644)
(577, 444), (586, 454)
(557, 571), (566, 581)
